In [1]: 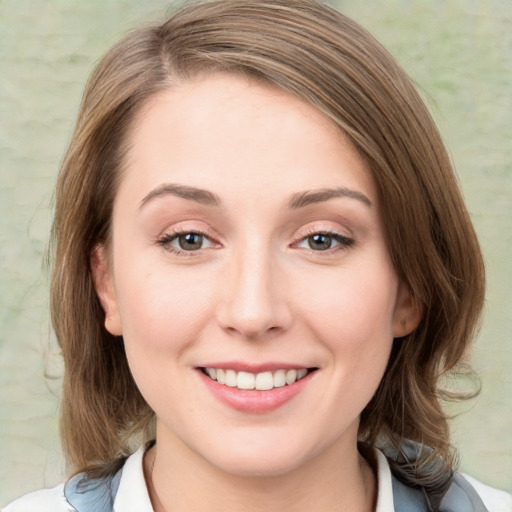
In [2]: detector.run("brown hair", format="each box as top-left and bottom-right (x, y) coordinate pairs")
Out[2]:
(51, 0), (485, 499)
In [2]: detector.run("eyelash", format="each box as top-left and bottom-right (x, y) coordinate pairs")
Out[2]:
(155, 228), (354, 257)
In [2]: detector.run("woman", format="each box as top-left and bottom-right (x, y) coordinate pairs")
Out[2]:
(4, 0), (511, 510)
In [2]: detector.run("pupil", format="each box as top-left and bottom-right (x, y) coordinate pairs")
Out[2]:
(309, 234), (331, 250)
(179, 233), (202, 250)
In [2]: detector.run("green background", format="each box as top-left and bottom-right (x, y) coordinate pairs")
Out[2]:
(1, 0), (510, 505)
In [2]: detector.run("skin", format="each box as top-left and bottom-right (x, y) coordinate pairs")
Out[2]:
(93, 74), (420, 512)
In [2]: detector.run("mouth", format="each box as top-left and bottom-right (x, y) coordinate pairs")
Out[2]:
(200, 367), (316, 391)
(198, 365), (317, 413)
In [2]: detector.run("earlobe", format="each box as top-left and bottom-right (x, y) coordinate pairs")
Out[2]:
(393, 283), (422, 338)
(90, 245), (123, 336)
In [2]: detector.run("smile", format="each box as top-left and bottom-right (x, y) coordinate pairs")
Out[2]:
(201, 367), (311, 391)
(197, 364), (318, 413)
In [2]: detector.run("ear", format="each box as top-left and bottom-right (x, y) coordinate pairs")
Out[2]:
(90, 245), (123, 336)
(393, 283), (422, 338)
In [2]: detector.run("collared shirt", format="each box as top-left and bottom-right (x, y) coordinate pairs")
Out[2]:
(3, 446), (512, 511)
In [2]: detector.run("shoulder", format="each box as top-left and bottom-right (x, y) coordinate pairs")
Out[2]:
(437, 472), (512, 512)
(3, 445), (152, 512)
(373, 445), (512, 512)
(460, 473), (512, 512)
(2, 484), (73, 512)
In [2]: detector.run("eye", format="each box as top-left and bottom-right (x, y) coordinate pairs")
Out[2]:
(175, 232), (206, 251)
(295, 232), (353, 251)
(157, 230), (216, 254)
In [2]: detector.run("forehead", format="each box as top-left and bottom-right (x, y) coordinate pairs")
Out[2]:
(119, 73), (376, 207)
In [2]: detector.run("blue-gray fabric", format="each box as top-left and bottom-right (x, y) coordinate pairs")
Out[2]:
(64, 461), (488, 512)
(391, 472), (487, 511)
(64, 468), (122, 512)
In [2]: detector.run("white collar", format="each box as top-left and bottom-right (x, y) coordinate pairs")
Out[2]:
(374, 448), (395, 512)
(113, 445), (395, 511)
(113, 446), (154, 511)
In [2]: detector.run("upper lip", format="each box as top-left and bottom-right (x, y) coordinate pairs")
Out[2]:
(197, 361), (315, 373)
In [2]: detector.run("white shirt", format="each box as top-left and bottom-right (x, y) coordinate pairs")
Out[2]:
(3, 446), (512, 511)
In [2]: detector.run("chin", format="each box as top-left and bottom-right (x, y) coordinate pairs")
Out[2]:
(199, 436), (319, 478)
(210, 453), (305, 478)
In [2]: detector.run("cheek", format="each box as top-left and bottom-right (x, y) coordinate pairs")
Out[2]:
(305, 270), (397, 411)
(298, 263), (398, 344)
(114, 264), (218, 415)
(114, 263), (215, 358)
(296, 260), (397, 394)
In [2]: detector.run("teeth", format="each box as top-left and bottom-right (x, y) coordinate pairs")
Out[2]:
(285, 369), (297, 385)
(225, 369), (237, 387)
(273, 369), (286, 388)
(216, 368), (226, 384)
(204, 367), (310, 390)
(237, 371), (255, 390)
(255, 371), (273, 390)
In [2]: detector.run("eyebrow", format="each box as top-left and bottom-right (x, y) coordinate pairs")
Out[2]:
(139, 183), (371, 209)
(288, 187), (372, 208)
(140, 183), (221, 208)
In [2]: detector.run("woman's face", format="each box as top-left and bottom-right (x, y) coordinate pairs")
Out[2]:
(94, 73), (417, 476)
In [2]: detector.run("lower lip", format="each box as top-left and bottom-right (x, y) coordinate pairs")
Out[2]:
(198, 370), (314, 413)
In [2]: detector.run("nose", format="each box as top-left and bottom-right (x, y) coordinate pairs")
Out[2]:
(216, 245), (292, 340)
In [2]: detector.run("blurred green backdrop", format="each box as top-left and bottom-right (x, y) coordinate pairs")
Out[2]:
(0, 0), (510, 505)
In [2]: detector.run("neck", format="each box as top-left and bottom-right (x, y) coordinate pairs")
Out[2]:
(144, 430), (376, 512)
